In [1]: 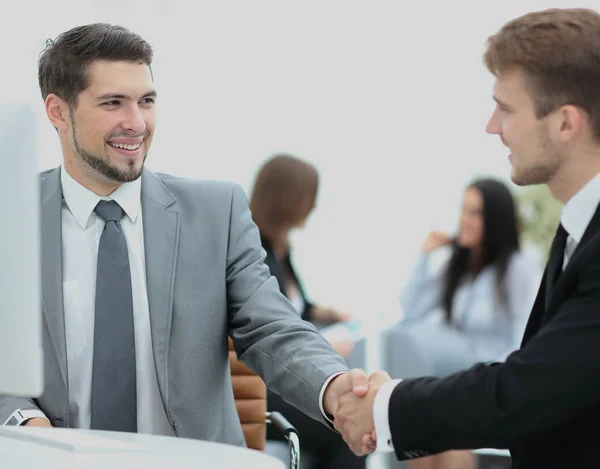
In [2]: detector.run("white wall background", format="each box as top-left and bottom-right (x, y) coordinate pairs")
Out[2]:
(3, 0), (597, 322)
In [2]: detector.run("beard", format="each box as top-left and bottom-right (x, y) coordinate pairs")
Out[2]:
(70, 111), (147, 183)
(510, 124), (561, 186)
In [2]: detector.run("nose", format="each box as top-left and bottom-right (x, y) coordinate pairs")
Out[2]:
(486, 107), (501, 135)
(122, 104), (146, 135)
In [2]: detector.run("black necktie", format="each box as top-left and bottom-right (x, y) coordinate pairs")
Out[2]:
(545, 223), (568, 309)
(91, 200), (137, 432)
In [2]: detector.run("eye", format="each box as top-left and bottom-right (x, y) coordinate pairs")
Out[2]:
(140, 97), (156, 106)
(102, 100), (120, 107)
(498, 104), (511, 114)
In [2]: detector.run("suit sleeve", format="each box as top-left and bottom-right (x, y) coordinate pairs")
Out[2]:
(0, 396), (44, 425)
(387, 250), (600, 460)
(225, 185), (348, 423)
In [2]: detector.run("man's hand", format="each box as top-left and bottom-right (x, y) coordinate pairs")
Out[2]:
(323, 369), (369, 418)
(24, 418), (52, 428)
(334, 371), (391, 456)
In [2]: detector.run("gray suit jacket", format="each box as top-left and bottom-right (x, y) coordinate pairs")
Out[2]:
(0, 166), (348, 446)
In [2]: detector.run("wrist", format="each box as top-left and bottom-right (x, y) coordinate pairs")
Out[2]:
(3, 408), (48, 426)
(323, 374), (344, 416)
(24, 417), (52, 427)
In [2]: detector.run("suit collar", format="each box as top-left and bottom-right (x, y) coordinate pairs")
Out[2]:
(140, 167), (176, 209)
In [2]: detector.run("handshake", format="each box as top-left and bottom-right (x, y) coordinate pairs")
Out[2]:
(323, 369), (392, 456)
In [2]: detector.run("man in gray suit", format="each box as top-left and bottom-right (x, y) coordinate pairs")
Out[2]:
(0, 23), (369, 445)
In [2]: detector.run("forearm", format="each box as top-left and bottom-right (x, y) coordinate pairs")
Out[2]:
(388, 305), (600, 456)
(399, 254), (444, 322)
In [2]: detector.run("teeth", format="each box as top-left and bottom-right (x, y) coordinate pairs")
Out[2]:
(110, 142), (141, 150)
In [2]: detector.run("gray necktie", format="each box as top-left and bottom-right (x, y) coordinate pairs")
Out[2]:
(91, 200), (137, 432)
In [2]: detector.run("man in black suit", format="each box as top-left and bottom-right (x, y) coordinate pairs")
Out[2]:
(333, 7), (600, 468)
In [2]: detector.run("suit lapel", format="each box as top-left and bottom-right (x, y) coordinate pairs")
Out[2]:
(40, 168), (68, 387)
(140, 168), (180, 404)
(526, 201), (600, 343)
(521, 275), (547, 345)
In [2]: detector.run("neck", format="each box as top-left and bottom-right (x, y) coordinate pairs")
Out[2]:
(548, 148), (600, 204)
(469, 247), (484, 274)
(271, 232), (290, 259)
(62, 153), (121, 197)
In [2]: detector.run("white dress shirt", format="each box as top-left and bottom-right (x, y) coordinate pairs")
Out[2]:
(373, 172), (600, 452)
(560, 172), (600, 267)
(56, 167), (174, 435)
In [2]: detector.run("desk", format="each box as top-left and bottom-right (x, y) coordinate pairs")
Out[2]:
(0, 426), (285, 469)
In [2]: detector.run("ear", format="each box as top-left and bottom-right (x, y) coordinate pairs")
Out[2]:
(44, 94), (71, 131)
(553, 104), (586, 144)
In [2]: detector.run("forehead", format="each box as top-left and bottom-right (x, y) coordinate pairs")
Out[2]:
(463, 187), (483, 207)
(493, 68), (533, 104)
(82, 60), (154, 97)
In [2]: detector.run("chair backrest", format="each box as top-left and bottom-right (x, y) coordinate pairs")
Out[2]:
(228, 337), (267, 450)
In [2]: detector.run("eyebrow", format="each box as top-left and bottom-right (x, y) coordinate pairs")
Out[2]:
(493, 96), (513, 110)
(96, 91), (157, 101)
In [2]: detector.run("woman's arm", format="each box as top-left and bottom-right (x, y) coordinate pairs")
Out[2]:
(399, 253), (447, 322)
(498, 252), (543, 359)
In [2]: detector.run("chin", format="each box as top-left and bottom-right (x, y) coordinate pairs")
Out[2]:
(457, 238), (474, 249)
(510, 169), (525, 186)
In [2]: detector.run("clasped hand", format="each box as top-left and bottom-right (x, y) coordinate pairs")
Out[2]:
(324, 369), (391, 456)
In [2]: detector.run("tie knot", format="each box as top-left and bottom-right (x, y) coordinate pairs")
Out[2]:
(94, 200), (124, 223)
(557, 223), (568, 240)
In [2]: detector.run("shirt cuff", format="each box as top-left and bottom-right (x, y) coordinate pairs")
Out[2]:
(319, 371), (349, 424)
(2, 408), (49, 426)
(374, 378), (402, 452)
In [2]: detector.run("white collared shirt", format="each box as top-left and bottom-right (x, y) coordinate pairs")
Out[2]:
(560, 172), (600, 267)
(59, 166), (174, 435)
(373, 172), (600, 452)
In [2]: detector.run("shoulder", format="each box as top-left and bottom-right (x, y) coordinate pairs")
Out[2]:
(147, 171), (248, 211)
(39, 167), (58, 184)
(153, 171), (238, 198)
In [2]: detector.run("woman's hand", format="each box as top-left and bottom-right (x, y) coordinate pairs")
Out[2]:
(313, 306), (351, 324)
(421, 231), (453, 254)
(331, 339), (355, 359)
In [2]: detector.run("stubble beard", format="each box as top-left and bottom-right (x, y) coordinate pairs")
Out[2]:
(70, 111), (147, 184)
(510, 125), (560, 187)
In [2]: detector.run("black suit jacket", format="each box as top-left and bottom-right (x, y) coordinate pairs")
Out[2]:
(388, 203), (600, 468)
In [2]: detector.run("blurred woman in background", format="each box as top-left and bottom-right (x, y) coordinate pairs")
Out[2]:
(398, 177), (541, 469)
(250, 153), (349, 328)
(249, 153), (364, 469)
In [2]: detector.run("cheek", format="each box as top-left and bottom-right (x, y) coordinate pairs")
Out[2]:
(143, 110), (156, 131)
(475, 220), (484, 237)
(503, 121), (519, 141)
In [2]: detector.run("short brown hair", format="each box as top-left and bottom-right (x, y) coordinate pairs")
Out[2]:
(38, 23), (153, 108)
(249, 154), (319, 240)
(484, 8), (600, 140)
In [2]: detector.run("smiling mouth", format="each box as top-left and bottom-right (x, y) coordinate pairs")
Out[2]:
(108, 142), (142, 151)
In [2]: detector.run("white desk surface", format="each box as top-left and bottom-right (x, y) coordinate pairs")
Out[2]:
(0, 426), (285, 469)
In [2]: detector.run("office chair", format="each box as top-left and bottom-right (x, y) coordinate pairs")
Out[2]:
(228, 338), (300, 469)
